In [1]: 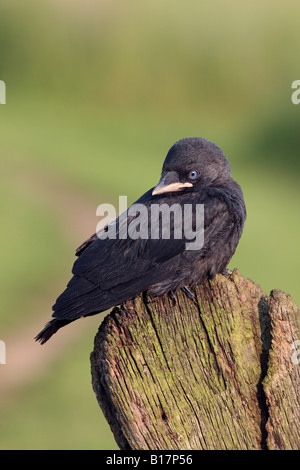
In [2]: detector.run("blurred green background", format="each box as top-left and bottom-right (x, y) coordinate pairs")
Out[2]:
(0, 0), (299, 449)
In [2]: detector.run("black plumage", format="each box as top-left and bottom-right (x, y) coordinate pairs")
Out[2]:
(35, 137), (246, 344)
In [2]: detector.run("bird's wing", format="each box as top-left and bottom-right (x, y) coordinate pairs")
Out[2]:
(72, 204), (188, 289)
(52, 189), (232, 321)
(74, 188), (155, 257)
(75, 232), (98, 256)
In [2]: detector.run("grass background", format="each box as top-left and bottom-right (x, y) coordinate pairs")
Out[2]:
(0, 0), (299, 449)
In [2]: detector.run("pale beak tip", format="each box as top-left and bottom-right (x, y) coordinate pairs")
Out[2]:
(152, 181), (193, 196)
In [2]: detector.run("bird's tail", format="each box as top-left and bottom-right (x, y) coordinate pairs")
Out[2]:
(35, 319), (73, 345)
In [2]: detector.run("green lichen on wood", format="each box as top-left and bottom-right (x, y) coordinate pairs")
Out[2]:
(263, 290), (300, 450)
(91, 269), (300, 450)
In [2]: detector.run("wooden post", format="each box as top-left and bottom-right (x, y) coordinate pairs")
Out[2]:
(90, 269), (300, 450)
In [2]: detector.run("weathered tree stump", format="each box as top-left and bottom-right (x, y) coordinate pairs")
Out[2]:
(90, 269), (300, 450)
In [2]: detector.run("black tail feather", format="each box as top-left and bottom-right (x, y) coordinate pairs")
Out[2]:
(35, 319), (73, 345)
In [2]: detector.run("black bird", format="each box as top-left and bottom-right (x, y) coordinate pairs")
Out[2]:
(35, 137), (246, 344)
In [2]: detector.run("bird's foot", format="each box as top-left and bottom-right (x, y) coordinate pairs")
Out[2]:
(222, 268), (232, 277)
(168, 291), (177, 306)
(182, 286), (197, 304)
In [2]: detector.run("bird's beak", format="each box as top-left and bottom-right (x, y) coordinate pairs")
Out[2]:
(152, 173), (193, 196)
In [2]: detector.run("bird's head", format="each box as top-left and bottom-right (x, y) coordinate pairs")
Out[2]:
(152, 137), (231, 196)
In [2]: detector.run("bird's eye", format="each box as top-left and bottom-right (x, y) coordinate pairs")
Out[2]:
(188, 170), (198, 180)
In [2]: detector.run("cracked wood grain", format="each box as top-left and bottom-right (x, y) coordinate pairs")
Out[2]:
(90, 269), (300, 450)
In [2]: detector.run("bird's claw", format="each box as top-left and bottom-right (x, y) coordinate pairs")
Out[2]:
(222, 268), (232, 277)
(182, 286), (197, 303)
(168, 291), (177, 306)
